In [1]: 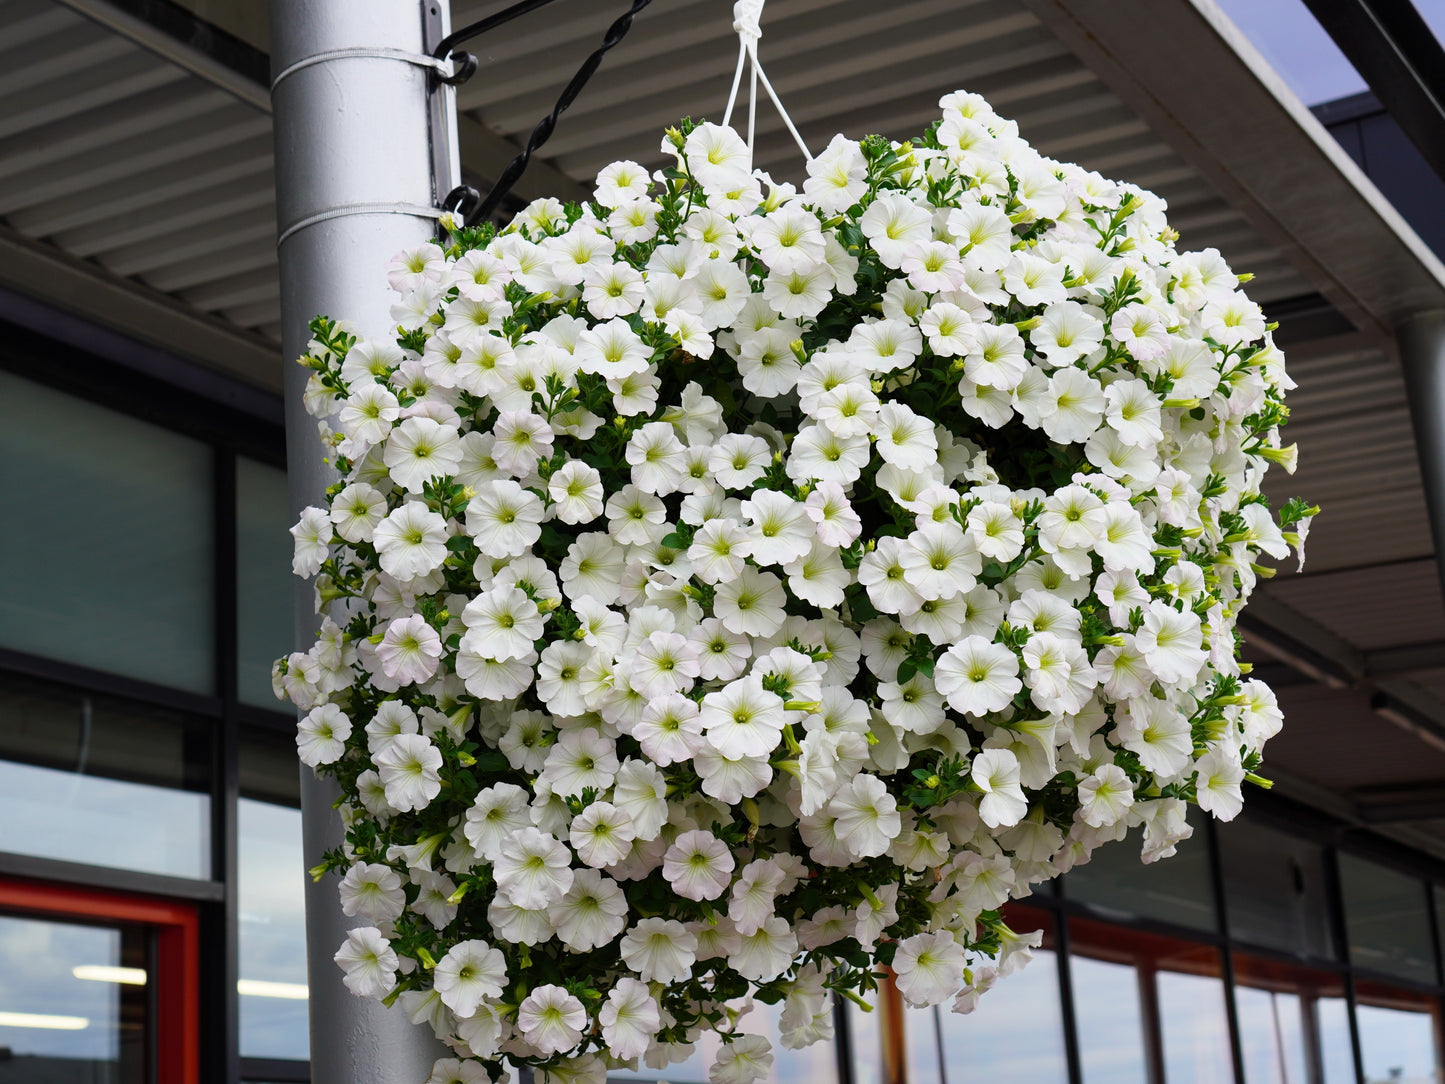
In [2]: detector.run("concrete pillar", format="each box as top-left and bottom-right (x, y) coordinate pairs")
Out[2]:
(269, 2), (457, 1079)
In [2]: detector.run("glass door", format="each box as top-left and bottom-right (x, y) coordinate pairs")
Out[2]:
(0, 879), (198, 1084)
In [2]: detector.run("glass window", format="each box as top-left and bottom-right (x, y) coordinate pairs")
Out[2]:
(239, 797), (309, 1061)
(1232, 954), (1354, 1084)
(1063, 806), (1217, 931)
(1068, 918), (1151, 1084)
(1354, 980), (1442, 1084)
(237, 457), (295, 710)
(1157, 968), (1233, 1084)
(240, 728), (301, 808)
(0, 369), (214, 693)
(1318, 997), (1357, 1084)
(938, 905), (1068, 1083)
(0, 672), (210, 879)
(1069, 917), (1232, 1084)
(1217, 817), (1335, 958)
(0, 913), (148, 1078)
(1070, 954), (1149, 1084)
(1338, 852), (1437, 984)
(904, 1003), (944, 1084)
(847, 988), (886, 1084)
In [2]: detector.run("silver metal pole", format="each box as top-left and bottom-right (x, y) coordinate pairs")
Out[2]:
(1401, 311), (1445, 603)
(269, 2), (456, 1079)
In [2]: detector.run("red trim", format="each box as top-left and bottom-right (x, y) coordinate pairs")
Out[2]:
(0, 878), (200, 1084)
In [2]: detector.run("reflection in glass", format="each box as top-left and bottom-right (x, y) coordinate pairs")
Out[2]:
(1235, 985), (1309, 1083)
(1158, 970), (1233, 1084)
(0, 760), (210, 880)
(1217, 817), (1335, 958)
(1070, 916), (1231, 1084)
(1355, 981), (1442, 1084)
(848, 995), (883, 1084)
(237, 457), (295, 710)
(1232, 954), (1353, 1084)
(1338, 853), (1437, 984)
(1070, 954), (1149, 1084)
(939, 906), (1068, 1083)
(0, 914), (147, 1080)
(239, 798), (310, 1060)
(905, 1003), (942, 1084)
(1064, 807), (1216, 931)
(0, 369), (214, 693)
(0, 673), (210, 879)
(1316, 997), (1356, 1084)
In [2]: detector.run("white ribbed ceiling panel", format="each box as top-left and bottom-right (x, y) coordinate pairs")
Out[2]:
(0, 0), (282, 340)
(0, 0), (1352, 346)
(452, 0), (1316, 304)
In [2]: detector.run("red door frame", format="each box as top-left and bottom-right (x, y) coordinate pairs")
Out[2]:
(0, 878), (200, 1084)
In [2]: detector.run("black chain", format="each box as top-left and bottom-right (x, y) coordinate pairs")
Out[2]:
(438, 0), (654, 228)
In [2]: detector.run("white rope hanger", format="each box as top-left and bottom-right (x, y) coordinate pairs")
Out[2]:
(721, 0), (812, 164)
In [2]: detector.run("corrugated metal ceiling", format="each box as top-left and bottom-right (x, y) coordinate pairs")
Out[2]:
(0, 0), (1326, 351)
(6, 0), (1445, 839)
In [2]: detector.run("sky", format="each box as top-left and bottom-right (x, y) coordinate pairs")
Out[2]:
(1214, 0), (1445, 106)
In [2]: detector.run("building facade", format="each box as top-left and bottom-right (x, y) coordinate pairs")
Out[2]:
(3, 0), (1445, 1082)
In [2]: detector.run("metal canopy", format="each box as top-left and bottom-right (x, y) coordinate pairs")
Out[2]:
(4, 0), (1445, 852)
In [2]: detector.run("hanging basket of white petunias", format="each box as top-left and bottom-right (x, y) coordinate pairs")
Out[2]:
(280, 91), (1314, 1084)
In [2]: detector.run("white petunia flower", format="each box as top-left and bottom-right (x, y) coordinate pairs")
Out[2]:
(710, 1034), (775, 1084)
(935, 637), (1020, 716)
(464, 782), (532, 861)
(861, 192), (932, 267)
(570, 800), (637, 868)
(376, 615), (443, 686)
(433, 939), (505, 1017)
(599, 977), (661, 1060)
(373, 502), (449, 581)
(334, 926), (397, 998)
(383, 417), (462, 493)
(460, 585), (544, 662)
(290, 507), (331, 577)
(714, 566), (787, 638)
(374, 733), (442, 813)
(1194, 749), (1246, 820)
(338, 862), (405, 924)
(330, 483), (387, 544)
(828, 774), (902, 859)
(517, 984), (587, 1056)
(466, 479), (543, 558)
(701, 676), (788, 760)
(620, 917), (697, 983)
(297, 704), (351, 766)
(549, 868), (627, 951)
(893, 931), (966, 1006)
(971, 747), (1028, 827)
(1077, 764), (1136, 828)
(662, 829), (735, 901)
(493, 827), (574, 909)
(875, 403), (939, 470)
(730, 915), (799, 981)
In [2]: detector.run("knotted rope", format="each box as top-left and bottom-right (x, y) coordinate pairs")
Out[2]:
(721, 0), (812, 163)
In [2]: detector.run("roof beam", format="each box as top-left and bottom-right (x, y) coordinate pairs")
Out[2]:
(1365, 639), (1445, 677)
(1352, 782), (1445, 824)
(1015, 0), (1445, 335)
(1301, 0), (1445, 183)
(0, 223), (281, 389)
(57, 0), (590, 206)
